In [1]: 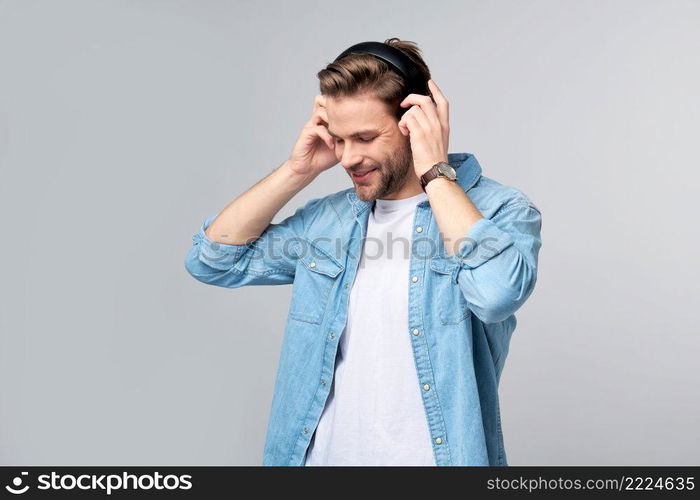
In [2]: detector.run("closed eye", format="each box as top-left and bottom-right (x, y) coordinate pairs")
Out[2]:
(335, 137), (374, 143)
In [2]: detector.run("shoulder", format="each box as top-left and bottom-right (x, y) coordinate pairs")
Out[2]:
(290, 187), (354, 232)
(467, 174), (541, 218)
(300, 187), (353, 213)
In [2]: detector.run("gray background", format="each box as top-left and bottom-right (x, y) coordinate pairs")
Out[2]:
(1, 0), (698, 465)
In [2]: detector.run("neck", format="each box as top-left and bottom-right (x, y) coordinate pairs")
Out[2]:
(380, 174), (424, 200)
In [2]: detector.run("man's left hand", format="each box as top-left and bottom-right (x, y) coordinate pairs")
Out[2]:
(397, 79), (450, 178)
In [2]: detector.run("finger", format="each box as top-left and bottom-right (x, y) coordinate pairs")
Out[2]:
(399, 112), (422, 137)
(397, 117), (409, 136)
(312, 94), (330, 126)
(314, 124), (335, 149)
(427, 79), (445, 100)
(401, 105), (431, 133)
(313, 94), (327, 112)
(428, 80), (449, 132)
(311, 106), (329, 127)
(400, 94), (440, 129)
(311, 95), (327, 124)
(319, 106), (329, 124)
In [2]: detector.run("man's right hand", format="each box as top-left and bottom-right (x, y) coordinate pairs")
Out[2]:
(286, 94), (338, 177)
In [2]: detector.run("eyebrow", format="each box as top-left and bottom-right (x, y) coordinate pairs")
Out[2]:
(327, 128), (380, 139)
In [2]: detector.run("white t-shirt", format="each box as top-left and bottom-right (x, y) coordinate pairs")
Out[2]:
(304, 190), (436, 466)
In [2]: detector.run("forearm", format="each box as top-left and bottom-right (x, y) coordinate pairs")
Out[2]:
(424, 177), (484, 256)
(205, 161), (316, 245)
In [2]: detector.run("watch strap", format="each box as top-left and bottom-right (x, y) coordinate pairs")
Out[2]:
(420, 165), (440, 190)
(420, 161), (454, 191)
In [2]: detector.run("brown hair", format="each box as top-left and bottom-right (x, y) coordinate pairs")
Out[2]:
(317, 37), (431, 121)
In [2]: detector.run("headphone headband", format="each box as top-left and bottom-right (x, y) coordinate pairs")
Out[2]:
(332, 41), (428, 97)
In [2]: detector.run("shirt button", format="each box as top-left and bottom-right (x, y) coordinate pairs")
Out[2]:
(416, 226), (423, 233)
(411, 276), (418, 283)
(435, 437), (443, 444)
(344, 283), (349, 289)
(303, 427), (309, 434)
(309, 262), (316, 268)
(423, 384), (430, 391)
(321, 380), (327, 386)
(329, 332), (335, 339)
(412, 328), (420, 336)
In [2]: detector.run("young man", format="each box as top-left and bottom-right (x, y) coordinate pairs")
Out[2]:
(184, 38), (542, 466)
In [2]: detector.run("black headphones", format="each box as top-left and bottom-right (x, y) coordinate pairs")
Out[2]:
(332, 41), (430, 101)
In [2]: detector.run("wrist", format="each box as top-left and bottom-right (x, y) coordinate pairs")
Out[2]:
(420, 160), (457, 191)
(280, 161), (318, 188)
(423, 175), (456, 194)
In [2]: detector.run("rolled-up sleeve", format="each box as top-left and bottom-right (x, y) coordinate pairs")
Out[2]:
(184, 197), (323, 288)
(454, 202), (542, 324)
(193, 214), (249, 271)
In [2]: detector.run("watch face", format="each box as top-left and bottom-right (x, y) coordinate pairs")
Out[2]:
(437, 162), (457, 180)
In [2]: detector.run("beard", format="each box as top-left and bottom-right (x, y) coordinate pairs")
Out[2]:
(353, 139), (414, 202)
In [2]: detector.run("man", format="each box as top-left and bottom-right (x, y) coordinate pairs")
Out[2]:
(184, 38), (542, 466)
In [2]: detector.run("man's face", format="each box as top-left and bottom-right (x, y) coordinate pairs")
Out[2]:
(324, 93), (415, 202)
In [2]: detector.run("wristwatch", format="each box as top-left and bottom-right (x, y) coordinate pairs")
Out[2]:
(420, 161), (457, 191)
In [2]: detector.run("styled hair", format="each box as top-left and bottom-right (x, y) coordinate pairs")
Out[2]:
(317, 37), (431, 120)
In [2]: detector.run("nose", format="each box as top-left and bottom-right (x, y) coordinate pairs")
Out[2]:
(339, 143), (363, 169)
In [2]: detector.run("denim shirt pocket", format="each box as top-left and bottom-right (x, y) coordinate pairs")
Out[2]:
(429, 256), (472, 325)
(288, 238), (345, 324)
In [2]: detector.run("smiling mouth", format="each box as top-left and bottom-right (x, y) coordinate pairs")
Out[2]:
(351, 168), (378, 182)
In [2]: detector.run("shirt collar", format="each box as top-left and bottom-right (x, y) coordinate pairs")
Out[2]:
(345, 152), (482, 216)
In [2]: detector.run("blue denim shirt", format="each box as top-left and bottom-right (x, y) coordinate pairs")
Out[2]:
(184, 152), (542, 466)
